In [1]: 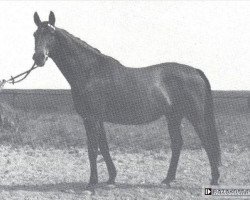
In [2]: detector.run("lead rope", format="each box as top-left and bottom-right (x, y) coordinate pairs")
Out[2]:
(0, 62), (40, 89)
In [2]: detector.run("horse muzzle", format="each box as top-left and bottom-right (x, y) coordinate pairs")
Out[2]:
(32, 52), (48, 67)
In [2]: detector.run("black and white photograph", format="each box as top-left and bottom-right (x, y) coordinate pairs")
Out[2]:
(0, 1), (249, 199)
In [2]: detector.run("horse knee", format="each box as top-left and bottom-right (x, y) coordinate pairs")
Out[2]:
(169, 127), (183, 150)
(169, 138), (183, 155)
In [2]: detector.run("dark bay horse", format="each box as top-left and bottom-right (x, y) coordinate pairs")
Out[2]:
(32, 12), (221, 188)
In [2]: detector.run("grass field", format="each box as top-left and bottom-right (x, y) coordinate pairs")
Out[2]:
(0, 102), (249, 199)
(0, 146), (249, 199)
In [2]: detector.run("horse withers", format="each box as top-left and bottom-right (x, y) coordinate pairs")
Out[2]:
(32, 11), (221, 189)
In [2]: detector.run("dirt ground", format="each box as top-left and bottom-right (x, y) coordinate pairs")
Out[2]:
(0, 146), (249, 200)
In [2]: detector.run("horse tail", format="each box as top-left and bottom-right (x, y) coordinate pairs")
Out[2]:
(197, 69), (222, 166)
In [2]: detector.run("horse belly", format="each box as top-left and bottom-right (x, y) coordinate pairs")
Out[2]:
(103, 91), (165, 125)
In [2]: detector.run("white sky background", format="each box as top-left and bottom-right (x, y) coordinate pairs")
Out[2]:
(0, 1), (249, 90)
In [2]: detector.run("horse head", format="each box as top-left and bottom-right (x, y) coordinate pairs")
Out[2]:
(32, 11), (56, 66)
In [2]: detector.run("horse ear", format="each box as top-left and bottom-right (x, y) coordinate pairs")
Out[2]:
(49, 11), (55, 26)
(34, 12), (41, 27)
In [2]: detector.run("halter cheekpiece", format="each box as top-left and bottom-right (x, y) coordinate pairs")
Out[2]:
(48, 24), (55, 30)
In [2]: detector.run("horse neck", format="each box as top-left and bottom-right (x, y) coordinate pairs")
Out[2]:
(49, 29), (102, 89)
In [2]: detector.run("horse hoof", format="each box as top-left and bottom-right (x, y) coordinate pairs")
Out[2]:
(161, 179), (171, 188)
(210, 179), (219, 186)
(106, 179), (115, 185)
(85, 183), (97, 191)
(210, 181), (219, 186)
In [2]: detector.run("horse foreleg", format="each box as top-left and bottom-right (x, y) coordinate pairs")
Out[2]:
(83, 118), (99, 188)
(97, 121), (117, 184)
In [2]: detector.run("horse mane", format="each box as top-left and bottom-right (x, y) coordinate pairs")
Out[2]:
(59, 29), (101, 54)
(58, 28), (124, 66)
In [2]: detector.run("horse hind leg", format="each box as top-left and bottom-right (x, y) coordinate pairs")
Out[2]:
(162, 113), (183, 186)
(186, 107), (220, 185)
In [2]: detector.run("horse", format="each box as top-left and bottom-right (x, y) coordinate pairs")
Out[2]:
(32, 11), (221, 189)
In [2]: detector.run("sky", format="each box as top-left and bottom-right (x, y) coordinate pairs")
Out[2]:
(0, 1), (249, 90)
